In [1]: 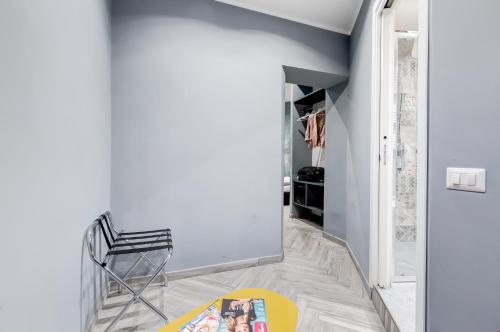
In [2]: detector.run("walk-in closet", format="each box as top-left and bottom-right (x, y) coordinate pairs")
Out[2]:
(289, 86), (326, 227)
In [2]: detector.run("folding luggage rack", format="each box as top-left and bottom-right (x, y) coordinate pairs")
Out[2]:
(85, 212), (173, 331)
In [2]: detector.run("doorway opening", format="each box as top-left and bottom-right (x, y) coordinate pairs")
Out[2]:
(287, 84), (326, 229)
(281, 66), (348, 237)
(370, 0), (428, 332)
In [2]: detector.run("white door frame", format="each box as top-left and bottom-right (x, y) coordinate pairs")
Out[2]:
(377, 5), (397, 288)
(369, 0), (428, 331)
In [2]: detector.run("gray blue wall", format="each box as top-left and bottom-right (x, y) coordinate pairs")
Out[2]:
(341, 0), (374, 279)
(110, 0), (349, 272)
(324, 0), (374, 277)
(426, 0), (500, 330)
(0, 0), (111, 331)
(323, 87), (349, 240)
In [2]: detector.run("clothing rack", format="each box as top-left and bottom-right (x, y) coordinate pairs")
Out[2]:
(296, 108), (325, 122)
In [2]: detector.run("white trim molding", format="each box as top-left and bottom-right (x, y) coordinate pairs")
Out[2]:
(415, 0), (429, 330)
(369, 0), (387, 291)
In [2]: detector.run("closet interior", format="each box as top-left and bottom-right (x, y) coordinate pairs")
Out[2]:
(287, 85), (326, 227)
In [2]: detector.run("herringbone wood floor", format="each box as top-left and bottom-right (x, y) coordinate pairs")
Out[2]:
(92, 208), (384, 332)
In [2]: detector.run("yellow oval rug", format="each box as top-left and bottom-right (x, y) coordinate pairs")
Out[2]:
(158, 288), (298, 332)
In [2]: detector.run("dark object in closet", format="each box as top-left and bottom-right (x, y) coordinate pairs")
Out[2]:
(293, 179), (324, 227)
(297, 167), (324, 182)
(284, 191), (290, 205)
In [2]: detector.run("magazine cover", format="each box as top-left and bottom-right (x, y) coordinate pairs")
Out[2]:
(179, 299), (222, 332)
(218, 299), (268, 332)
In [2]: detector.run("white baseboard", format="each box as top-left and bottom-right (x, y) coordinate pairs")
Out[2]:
(346, 242), (371, 296)
(322, 231), (347, 246)
(322, 232), (371, 296)
(167, 252), (284, 281)
(108, 252), (285, 293)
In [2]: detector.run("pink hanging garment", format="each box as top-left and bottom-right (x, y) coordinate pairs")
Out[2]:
(305, 113), (318, 149)
(316, 112), (326, 148)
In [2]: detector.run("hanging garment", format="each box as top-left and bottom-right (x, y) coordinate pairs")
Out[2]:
(305, 112), (325, 149)
(305, 113), (318, 149)
(316, 112), (326, 148)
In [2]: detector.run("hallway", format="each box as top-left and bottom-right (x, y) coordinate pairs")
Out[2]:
(92, 208), (384, 331)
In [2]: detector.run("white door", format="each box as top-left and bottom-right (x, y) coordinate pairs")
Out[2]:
(377, 7), (397, 288)
(371, 0), (429, 330)
(378, 9), (419, 287)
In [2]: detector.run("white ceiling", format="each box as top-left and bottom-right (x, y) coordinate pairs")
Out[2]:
(214, 0), (364, 35)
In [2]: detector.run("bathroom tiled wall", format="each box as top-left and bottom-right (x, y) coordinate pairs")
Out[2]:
(394, 39), (418, 243)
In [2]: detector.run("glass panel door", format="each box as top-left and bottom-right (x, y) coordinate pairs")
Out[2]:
(392, 34), (418, 280)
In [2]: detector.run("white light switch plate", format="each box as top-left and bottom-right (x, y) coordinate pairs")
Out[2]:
(446, 168), (486, 193)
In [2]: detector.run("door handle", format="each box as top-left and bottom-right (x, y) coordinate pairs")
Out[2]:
(383, 144), (387, 166)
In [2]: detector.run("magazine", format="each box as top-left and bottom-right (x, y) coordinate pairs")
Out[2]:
(178, 298), (269, 332)
(179, 299), (222, 332)
(218, 299), (268, 332)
